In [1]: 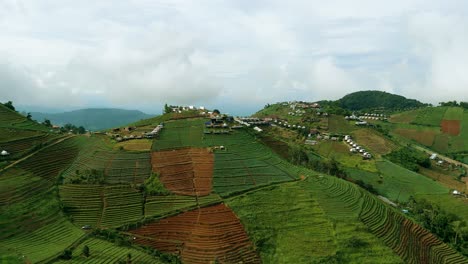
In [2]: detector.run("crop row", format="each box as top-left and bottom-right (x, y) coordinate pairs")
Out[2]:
(130, 203), (260, 264)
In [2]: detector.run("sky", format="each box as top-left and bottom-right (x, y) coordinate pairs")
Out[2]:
(1, 0), (468, 115)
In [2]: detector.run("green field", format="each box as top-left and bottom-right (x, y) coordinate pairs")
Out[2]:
(0, 104), (50, 131)
(412, 107), (447, 126)
(53, 237), (165, 263)
(443, 107), (464, 120)
(346, 161), (448, 202)
(152, 118), (207, 150)
(328, 115), (358, 133)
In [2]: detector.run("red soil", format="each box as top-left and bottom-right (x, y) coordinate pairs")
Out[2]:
(130, 203), (260, 264)
(440, 119), (461, 136)
(151, 148), (214, 196)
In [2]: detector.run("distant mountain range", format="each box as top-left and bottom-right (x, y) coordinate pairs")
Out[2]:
(30, 108), (153, 131)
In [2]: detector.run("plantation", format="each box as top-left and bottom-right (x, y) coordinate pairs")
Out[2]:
(352, 128), (398, 156)
(412, 106), (447, 127)
(152, 118), (207, 151)
(0, 104), (50, 131)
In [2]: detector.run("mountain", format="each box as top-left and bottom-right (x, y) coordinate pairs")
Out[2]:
(338, 90), (426, 110)
(30, 108), (153, 131)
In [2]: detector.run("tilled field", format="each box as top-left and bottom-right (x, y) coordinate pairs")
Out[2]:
(130, 203), (260, 264)
(151, 148), (214, 196)
(441, 119), (461, 136)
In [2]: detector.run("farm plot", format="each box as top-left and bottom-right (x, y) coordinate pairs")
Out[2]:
(412, 107), (447, 127)
(229, 180), (403, 263)
(59, 184), (143, 228)
(62, 137), (151, 184)
(202, 130), (299, 196)
(390, 109), (419, 124)
(310, 176), (467, 264)
(443, 107), (464, 120)
(441, 120), (461, 136)
(393, 128), (438, 146)
(373, 161), (447, 202)
(0, 104), (49, 131)
(151, 148), (214, 196)
(152, 118), (207, 151)
(352, 128), (399, 155)
(52, 237), (165, 264)
(130, 203), (260, 264)
(145, 193), (221, 217)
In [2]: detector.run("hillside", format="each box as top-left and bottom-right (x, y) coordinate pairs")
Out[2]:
(1, 106), (468, 263)
(338, 90), (426, 110)
(30, 108), (153, 131)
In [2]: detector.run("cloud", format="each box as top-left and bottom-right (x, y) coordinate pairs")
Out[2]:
(1, 0), (468, 114)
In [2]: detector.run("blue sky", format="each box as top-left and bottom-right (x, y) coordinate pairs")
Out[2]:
(1, 0), (468, 115)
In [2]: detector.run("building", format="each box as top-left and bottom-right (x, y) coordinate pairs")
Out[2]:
(1, 150), (9, 156)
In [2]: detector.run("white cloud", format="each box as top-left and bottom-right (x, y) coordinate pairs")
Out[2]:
(1, 0), (468, 114)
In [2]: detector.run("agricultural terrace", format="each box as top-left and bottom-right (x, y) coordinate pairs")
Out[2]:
(389, 109), (419, 124)
(392, 126), (439, 147)
(203, 130), (302, 196)
(145, 193), (221, 217)
(0, 138), (87, 262)
(114, 138), (153, 151)
(0, 104), (49, 131)
(151, 148), (214, 196)
(228, 180), (403, 263)
(309, 175), (466, 263)
(0, 132), (58, 158)
(346, 161), (447, 202)
(62, 135), (151, 184)
(59, 184), (143, 228)
(328, 115), (358, 133)
(441, 120), (461, 136)
(53, 237), (165, 264)
(443, 107), (464, 120)
(130, 203), (261, 264)
(152, 118), (207, 151)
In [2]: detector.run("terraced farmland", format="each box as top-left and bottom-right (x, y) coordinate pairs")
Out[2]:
(130, 203), (260, 264)
(309, 175), (467, 264)
(62, 136), (152, 184)
(151, 148), (214, 196)
(53, 237), (165, 263)
(59, 184), (143, 228)
(145, 193), (221, 217)
(152, 118), (207, 151)
(0, 104), (49, 131)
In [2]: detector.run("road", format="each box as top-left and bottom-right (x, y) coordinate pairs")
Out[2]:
(410, 144), (468, 170)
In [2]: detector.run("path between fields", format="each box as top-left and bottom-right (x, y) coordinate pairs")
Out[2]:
(410, 144), (468, 170)
(0, 135), (75, 174)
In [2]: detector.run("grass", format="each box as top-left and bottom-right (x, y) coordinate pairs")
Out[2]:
(415, 194), (468, 226)
(0, 104), (50, 132)
(412, 106), (447, 127)
(328, 115), (358, 133)
(312, 140), (378, 172)
(375, 161), (448, 202)
(389, 109), (420, 124)
(443, 107), (464, 120)
(393, 127), (438, 146)
(114, 139), (153, 151)
(352, 128), (399, 156)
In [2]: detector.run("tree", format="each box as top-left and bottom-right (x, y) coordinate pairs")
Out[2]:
(164, 103), (172, 114)
(213, 109), (220, 115)
(126, 253), (132, 264)
(43, 119), (52, 127)
(3, 101), (15, 111)
(26, 112), (32, 120)
(78, 126), (86, 134)
(82, 245), (90, 257)
(452, 221), (465, 245)
(60, 249), (73, 260)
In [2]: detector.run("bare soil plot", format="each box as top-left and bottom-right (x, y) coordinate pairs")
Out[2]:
(393, 128), (437, 146)
(130, 203), (260, 264)
(352, 128), (398, 155)
(441, 119), (461, 136)
(151, 148), (214, 196)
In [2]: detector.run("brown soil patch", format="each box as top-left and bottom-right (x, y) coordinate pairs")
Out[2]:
(151, 148), (214, 196)
(393, 128), (437, 146)
(130, 203), (261, 264)
(353, 129), (397, 155)
(441, 119), (461, 136)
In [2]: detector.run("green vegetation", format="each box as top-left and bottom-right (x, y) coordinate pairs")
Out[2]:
(443, 107), (464, 120)
(412, 107), (447, 126)
(338, 90), (425, 110)
(385, 146), (431, 172)
(144, 172), (170, 195)
(152, 118), (207, 150)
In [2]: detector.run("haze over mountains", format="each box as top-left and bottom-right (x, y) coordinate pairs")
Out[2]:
(30, 108), (153, 131)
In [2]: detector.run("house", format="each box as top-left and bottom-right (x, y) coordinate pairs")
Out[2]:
(305, 139), (318, 145)
(453, 190), (461, 195)
(355, 121), (368, 126)
(253, 126), (263, 132)
(309, 129), (320, 136)
(430, 154), (437, 160)
(1, 150), (9, 156)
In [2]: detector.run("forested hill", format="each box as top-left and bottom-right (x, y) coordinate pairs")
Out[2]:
(31, 108), (153, 131)
(338, 90), (426, 110)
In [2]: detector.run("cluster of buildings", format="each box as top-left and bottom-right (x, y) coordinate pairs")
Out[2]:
(272, 119), (306, 130)
(344, 135), (372, 159)
(235, 117), (270, 127)
(169, 105), (205, 113)
(145, 124), (164, 138)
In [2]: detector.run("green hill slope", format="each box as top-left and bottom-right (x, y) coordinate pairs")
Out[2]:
(338, 90), (426, 110)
